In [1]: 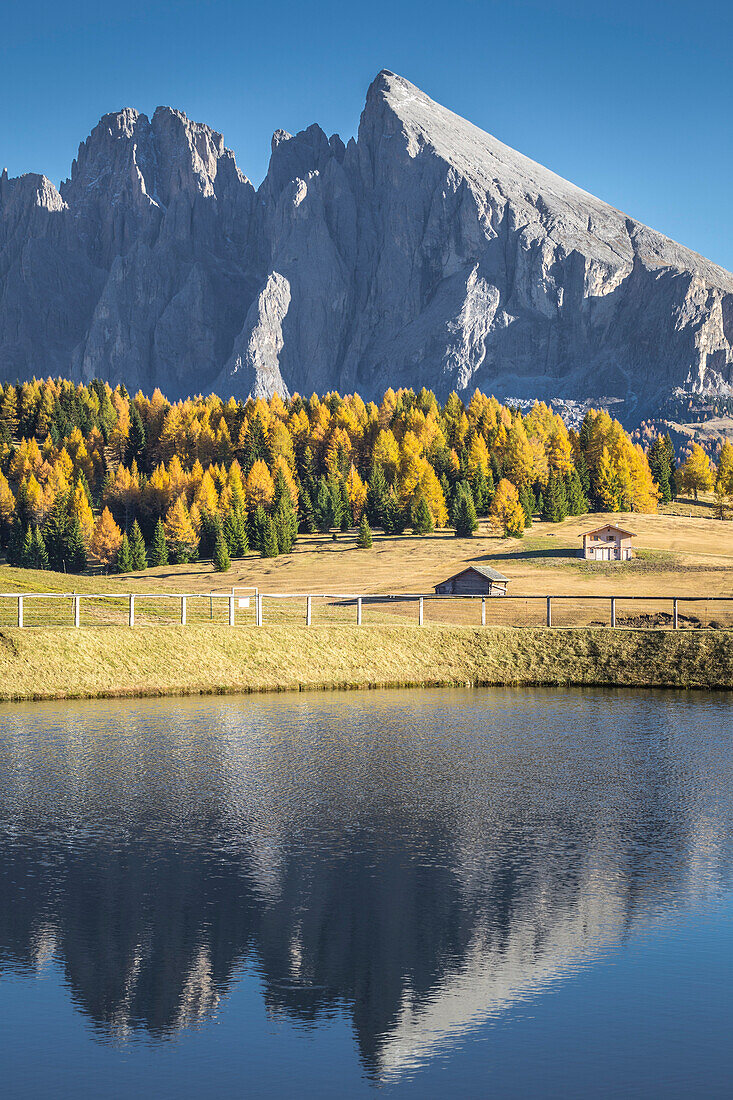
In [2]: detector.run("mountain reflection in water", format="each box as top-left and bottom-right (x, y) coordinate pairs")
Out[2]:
(0, 687), (731, 1084)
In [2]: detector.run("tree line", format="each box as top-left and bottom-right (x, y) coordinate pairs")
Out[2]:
(0, 377), (721, 575)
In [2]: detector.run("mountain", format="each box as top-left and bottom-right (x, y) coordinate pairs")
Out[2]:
(1, 71), (732, 423)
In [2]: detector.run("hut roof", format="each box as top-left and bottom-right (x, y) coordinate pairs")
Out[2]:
(442, 564), (510, 584)
(579, 524), (636, 539)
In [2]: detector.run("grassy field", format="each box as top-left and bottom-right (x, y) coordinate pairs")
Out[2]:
(0, 502), (731, 631)
(0, 624), (730, 702)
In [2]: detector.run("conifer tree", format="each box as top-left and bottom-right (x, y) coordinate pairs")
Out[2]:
(65, 517), (87, 573)
(365, 463), (389, 528)
(273, 491), (298, 554)
(410, 491), (434, 535)
(223, 506), (249, 556)
(648, 435), (673, 504)
(381, 491), (407, 535)
(339, 480), (351, 530)
(679, 443), (714, 501)
(519, 486), (535, 527)
(213, 529), (231, 572)
(261, 516), (279, 558)
(356, 513), (373, 548)
(453, 485), (478, 538)
(148, 518), (169, 567)
(116, 533), (133, 574)
(313, 477), (333, 532)
(21, 525), (35, 568)
(565, 469), (589, 516)
(542, 472), (568, 522)
(297, 485), (317, 534)
(248, 505), (268, 553)
(33, 525), (49, 569)
(129, 519), (147, 571)
(125, 405), (146, 466)
(490, 479), (525, 538)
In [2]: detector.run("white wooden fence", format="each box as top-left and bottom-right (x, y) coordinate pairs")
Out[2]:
(0, 591), (732, 630)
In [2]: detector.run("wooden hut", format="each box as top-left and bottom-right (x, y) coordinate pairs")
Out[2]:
(434, 565), (509, 596)
(579, 524), (635, 561)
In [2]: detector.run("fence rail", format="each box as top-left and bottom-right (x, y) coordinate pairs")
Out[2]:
(0, 591), (732, 630)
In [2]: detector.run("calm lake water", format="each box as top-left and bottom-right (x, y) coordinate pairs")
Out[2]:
(1, 687), (732, 1099)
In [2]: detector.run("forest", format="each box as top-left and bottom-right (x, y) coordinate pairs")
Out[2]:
(0, 378), (727, 575)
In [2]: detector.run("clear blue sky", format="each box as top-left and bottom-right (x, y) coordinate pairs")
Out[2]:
(2, 0), (731, 270)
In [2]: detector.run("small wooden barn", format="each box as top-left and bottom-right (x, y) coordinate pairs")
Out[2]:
(434, 565), (509, 596)
(579, 523), (635, 561)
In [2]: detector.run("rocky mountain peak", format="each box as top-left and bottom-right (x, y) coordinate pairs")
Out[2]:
(0, 71), (731, 418)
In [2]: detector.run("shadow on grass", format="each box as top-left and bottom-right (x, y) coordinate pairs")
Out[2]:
(478, 548), (575, 562)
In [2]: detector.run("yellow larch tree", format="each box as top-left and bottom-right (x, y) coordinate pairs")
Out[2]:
(90, 507), (123, 568)
(71, 480), (95, 548)
(245, 459), (275, 509)
(490, 478), (525, 537)
(679, 443), (714, 500)
(346, 464), (367, 522)
(164, 495), (199, 557)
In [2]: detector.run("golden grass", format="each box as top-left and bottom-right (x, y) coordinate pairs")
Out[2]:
(0, 507), (731, 630)
(0, 624), (730, 702)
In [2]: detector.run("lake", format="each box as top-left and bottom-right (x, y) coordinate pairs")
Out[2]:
(0, 687), (732, 1098)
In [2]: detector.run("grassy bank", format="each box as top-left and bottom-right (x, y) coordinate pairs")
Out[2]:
(0, 624), (730, 702)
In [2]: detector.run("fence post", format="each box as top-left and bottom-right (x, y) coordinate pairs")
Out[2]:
(256, 594), (262, 627)
(481, 597), (486, 627)
(73, 595), (80, 628)
(673, 598), (679, 630)
(129, 595), (135, 627)
(17, 595), (23, 628)
(180, 596), (187, 626)
(306, 595), (312, 626)
(228, 595), (235, 627)
(546, 596), (552, 628)
(357, 597), (362, 626)
(611, 597), (616, 628)
(418, 596), (424, 626)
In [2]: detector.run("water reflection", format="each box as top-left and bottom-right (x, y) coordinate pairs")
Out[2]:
(0, 688), (731, 1080)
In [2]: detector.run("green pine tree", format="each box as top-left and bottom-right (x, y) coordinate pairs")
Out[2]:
(273, 493), (298, 554)
(542, 473), (568, 522)
(65, 517), (87, 574)
(21, 524), (35, 568)
(260, 516), (279, 558)
(382, 491), (407, 535)
(297, 485), (317, 534)
(365, 463), (389, 528)
(566, 470), (589, 516)
(116, 533), (133, 573)
(519, 486), (535, 527)
(148, 518), (169, 567)
(248, 505), (268, 553)
(129, 520), (147, 571)
(125, 405), (146, 466)
(32, 525), (49, 569)
(410, 491), (434, 535)
(454, 486), (478, 538)
(213, 529), (231, 572)
(43, 493), (71, 571)
(356, 513), (373, 548)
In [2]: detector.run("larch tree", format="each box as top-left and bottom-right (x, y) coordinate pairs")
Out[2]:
(679, 443), (714, 501)
(90, 507), (123, 570)
(490, 479), (525, 538)
(245, 459), (275, 510)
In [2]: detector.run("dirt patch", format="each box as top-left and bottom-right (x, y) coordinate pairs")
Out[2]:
(590, 612), (701, 629)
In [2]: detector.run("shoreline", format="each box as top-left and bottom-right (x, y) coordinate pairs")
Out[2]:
(0, 625), (731, 703)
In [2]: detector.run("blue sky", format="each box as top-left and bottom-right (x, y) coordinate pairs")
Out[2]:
(1, 0), (731, 269)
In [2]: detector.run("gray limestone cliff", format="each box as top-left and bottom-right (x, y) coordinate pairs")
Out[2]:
(1, 71), (732, 422)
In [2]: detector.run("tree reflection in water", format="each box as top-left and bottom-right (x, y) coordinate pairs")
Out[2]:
(0, 688), (731, 1079)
